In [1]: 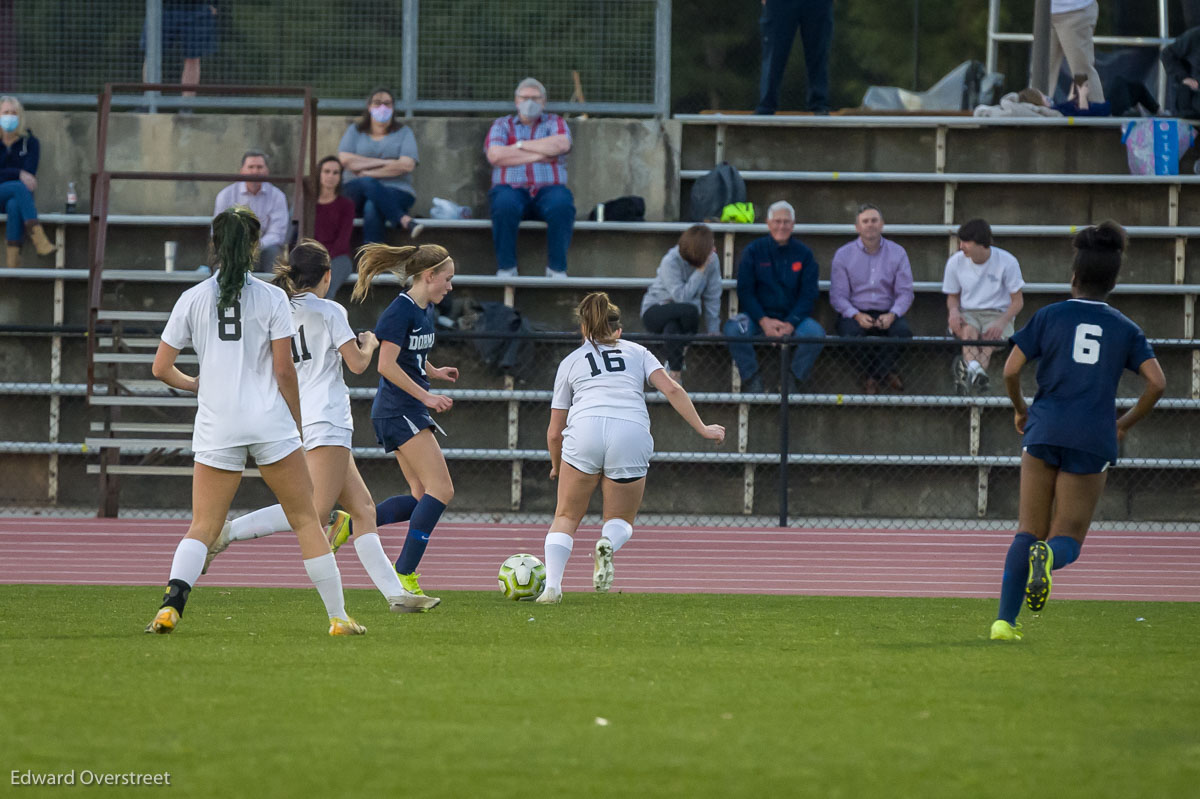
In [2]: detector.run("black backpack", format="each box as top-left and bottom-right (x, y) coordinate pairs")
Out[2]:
(471, 302), (538, 382)
(587, 195), (645, 221)
(688, 162), (747, 222)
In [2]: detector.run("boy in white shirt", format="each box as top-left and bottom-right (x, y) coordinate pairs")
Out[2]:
(942, 218), (1025, 394)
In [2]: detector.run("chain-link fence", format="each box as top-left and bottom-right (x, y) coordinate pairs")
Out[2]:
(5, 330), (1197, 530)
(9, 0), (668, 113)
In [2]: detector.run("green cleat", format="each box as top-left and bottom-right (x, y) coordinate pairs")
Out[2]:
(989, 620), (1023, 641)
(396, 571), (440, 607)
(1025, 541), (1054, 612)
(325, 510), (352, 553)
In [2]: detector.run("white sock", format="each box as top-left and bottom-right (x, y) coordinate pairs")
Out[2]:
(601, 518), (634, 552)
(229, 504), (292, 542)
(169, 538), (209, 587)
(967, 359), (983, 374)
(303, 552), (348, 620)
(544, 532), (574, 591)
(353, 532), (408, 601)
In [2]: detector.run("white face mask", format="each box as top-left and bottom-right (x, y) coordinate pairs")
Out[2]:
(369, 105), (393, 124)
(517, 98), (543, 119)
(0, 115), (18, 133)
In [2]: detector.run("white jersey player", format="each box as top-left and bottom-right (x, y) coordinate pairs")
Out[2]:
(204, 240), (437, 613)
(146, 208), (364, 637)
(538, 292), (726, 604)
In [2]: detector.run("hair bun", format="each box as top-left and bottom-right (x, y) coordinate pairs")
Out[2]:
(1075, 220), (1126, 254)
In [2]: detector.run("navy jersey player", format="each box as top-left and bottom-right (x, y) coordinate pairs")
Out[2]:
(351, 243), (458, 605)
(537, 292), (725, 604)
(990, 221), (1165, 641)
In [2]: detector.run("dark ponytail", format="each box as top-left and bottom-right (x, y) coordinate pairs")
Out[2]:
(211, 206), (261, 308)
(1072, 220), (1126, 297)
(273, 239), (332, 297)
(577, 292), (621, 347)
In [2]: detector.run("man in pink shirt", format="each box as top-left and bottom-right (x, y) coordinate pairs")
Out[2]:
(830, 204), (914, 393)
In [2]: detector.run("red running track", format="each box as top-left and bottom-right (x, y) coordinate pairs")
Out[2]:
(0, 518), (1197, 602)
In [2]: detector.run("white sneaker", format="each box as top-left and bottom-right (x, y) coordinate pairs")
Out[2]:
(593, 536), (614, 592)
(202, 520), (232, 575)
(544, 267), (567, 278)
(535, 586), (562, 604)
(495, 267), (518, 279)
(388, 590), (441, 613)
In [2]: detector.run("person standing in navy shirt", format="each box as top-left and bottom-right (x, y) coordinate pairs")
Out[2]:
(352, 243), (459, 606)
(724, 200), (825, 393)
(990, 221), (1165, 642)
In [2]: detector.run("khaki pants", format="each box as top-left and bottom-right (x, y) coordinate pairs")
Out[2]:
(1046, 1), (1105, 103)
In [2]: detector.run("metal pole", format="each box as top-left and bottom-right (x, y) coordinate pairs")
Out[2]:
(1031, 0), (1052, 94)
(913, 0), (921, 91)
(401, 0), (419, 118)
(144, 0), (163, 113)
(778, 342), (792, 527)
(1159, 0), (1170, 110)
(986, 0), (1000, 76)
(655, 0), (672, 117)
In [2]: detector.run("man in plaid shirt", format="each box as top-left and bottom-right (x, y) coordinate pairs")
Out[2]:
(485, 77), (575, 278)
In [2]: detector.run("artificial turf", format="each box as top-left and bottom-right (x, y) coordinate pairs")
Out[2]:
(0, 585), (1196, 798)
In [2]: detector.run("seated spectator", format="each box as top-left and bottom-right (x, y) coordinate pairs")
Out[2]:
(830, 204), (914, 393)
(485, 77), (574, 278)
(723, 200), (825, 393)
(943, 218), (1025, 395)
(213, 149), (288, 270)
(640, 224), (723, 383)
(313, 155), (355, 292)
(0, 95), (56, 268)
(338, 86), (422, 245)
(1161, 25), (1200, 117)
(1017, 80), (1111, 117)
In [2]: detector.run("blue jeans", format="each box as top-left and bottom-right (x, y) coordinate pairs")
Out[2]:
(488, 184), (575, 274)
(0, 180), (38, 244)
(723, 314), (825, 385)
(756, 0), (833, 114)
(342, 177), (415, 245)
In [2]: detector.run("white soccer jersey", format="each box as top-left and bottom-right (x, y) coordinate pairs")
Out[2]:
(941, 245), (1025, 311)
(289, 292), (357, 430)
(161, 273), (298, 451)
(551, 338), (664, 429)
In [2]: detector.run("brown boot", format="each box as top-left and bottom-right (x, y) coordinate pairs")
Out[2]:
(6, 244), (20, 268)
(27, 223), (57, 257)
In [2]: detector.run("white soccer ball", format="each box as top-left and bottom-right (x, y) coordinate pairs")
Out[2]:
(498, 553), (546, 600)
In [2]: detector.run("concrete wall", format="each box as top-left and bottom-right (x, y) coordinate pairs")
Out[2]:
(24, 110), (681, 222)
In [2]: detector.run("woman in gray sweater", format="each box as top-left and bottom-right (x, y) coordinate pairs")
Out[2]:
(640, 225), (723, 382)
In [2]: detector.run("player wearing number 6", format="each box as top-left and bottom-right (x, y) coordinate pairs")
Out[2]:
(146, 207), (365, 636)
(990, 221), (1165, 641)
(350, 243), (458, 604)
(538, 292), (726, 604)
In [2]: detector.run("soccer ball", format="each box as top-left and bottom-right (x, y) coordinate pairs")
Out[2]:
(498, 553), (546, 600)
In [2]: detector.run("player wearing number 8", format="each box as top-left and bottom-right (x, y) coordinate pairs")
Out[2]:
(989, 221), (1165, 641)
(146, 207), (365, 636)
(537, 292), (726, 604)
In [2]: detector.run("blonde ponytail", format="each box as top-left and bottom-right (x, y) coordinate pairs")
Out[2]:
(351, 243), (451, 303)
(577, 292), (621, 347)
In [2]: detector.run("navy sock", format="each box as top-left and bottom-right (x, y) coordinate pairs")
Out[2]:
(376, 494), (419, 527)
(395, 495), (446, 574)
(997, 532), (1037, 624)
(1047, 536), (1081, 570)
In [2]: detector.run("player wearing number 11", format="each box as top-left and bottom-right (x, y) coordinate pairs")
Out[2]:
(990, 221), (1165, 641)
(538, 292), (726, 604)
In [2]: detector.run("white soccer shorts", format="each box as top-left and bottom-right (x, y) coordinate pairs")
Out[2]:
(561, 416), (653, 480)
(194, 436), (303, 471)
(302, 421), (353, 451)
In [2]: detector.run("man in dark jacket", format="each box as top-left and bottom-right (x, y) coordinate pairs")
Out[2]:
(723, 200), (825, 392)
(1162, 26), (1200, 117)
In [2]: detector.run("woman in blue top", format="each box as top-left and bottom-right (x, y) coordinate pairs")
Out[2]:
(352, 243), (457, 605)
(0, 95), (57, 268)
(990, 221), (1165, 641)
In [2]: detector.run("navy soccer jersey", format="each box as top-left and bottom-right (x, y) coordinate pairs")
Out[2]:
(372, 291), (437, 418)
(1010, 298), (1155, 462)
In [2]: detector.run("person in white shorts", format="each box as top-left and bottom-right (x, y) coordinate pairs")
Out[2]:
(200, 240), (437, 613)
(943, 218), (1025, 395)
(145, 207), (365, 637)
(537, 292), (726, 604)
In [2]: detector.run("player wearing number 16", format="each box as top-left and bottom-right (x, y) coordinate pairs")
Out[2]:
(989, 221), (1165, 641)
(146, 207), (364, 636)
(538, 292), (726, 604)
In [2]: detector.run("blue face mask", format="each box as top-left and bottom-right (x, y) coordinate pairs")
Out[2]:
(0, 115), (18, 133)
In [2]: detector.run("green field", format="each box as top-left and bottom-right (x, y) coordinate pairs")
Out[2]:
(0, 586), (1196, 798)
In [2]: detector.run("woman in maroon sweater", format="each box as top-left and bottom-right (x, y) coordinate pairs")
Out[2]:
(314, 155), (356, 294)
